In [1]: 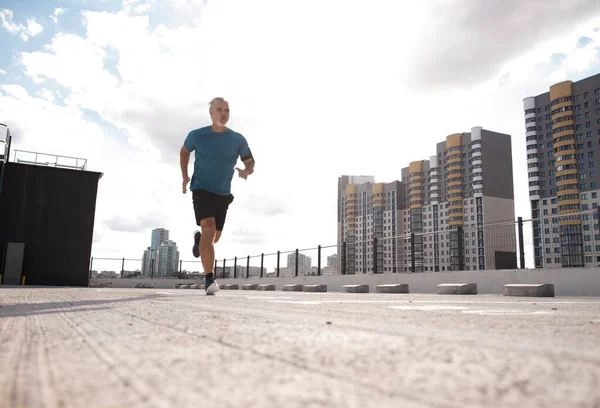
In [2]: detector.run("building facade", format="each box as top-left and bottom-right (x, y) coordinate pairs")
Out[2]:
(337, 126), (517, 273)
(156, 239), (180, 277)
(340, 180), (406, 274)
(523, 73), (600, 268)
(399, 127), (516, 272)
(337, 175), (375, 270)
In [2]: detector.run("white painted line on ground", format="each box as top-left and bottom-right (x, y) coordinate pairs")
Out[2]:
(245, 296), (293, 300)
(388, 305), (469, 311)
(461, 310), (554, 316)
(263, 299), (600, 306)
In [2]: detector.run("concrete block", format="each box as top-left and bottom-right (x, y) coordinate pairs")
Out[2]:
(342, 284), (369, 293)
(376, 284), (409, 294)
(502, 284), (555, 297)
(283, 284), (304, 291)
(190, 284), (200, 289)
(242, 284), (258, 290)
(258, 284), (276, 291)
(303, 284), (327, 292)
(437, 283), (477, 295)
(226, 284), (239, 290)
(178, 285), (190, 289)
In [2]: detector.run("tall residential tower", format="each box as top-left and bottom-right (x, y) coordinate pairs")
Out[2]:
(523, 73), (600, 268)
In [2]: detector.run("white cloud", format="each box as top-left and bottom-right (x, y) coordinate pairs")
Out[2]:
(0, 9), (44, 41)
(0, 69), (6, 75)
(1, 0), (600, 272)
(50, 7), (66, 24)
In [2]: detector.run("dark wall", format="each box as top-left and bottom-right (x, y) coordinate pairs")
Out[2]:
(0, 162), (103, 287)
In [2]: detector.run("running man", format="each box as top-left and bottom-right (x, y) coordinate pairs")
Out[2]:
(180, 97), (255, 295)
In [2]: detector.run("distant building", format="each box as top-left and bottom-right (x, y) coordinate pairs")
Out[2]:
(156, 240), (180, 277)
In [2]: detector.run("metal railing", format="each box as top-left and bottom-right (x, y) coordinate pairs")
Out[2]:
(13, 150), (87, 170)
(90, 208), (600, 279)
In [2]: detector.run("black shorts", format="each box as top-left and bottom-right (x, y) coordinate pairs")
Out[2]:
(192, 189), (234, 231)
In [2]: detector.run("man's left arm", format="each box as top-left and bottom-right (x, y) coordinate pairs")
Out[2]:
(235, 137), (255, 179)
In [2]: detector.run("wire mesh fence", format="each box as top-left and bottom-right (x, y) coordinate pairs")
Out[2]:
(90, 208), (600, 279)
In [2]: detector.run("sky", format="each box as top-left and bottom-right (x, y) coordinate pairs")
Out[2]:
(1, 0), (600, 273)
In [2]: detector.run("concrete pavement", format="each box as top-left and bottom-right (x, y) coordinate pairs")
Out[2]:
(1, 287), (599, 408)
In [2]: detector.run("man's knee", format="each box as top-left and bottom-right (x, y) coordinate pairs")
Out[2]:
(200, 218), (216, 240)
(214, 231), (222, 243)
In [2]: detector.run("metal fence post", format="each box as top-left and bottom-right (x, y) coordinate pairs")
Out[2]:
(222, 258), (226, 279)
(260, 253), (264, 278)
(277, 251), (280, 277)
(373, 237), (378, 274)
(317, 245), (321, 276)
(234, 256), (237, 279)
(180, 259), (183, 279)
(410, 233), (415, 273)
(246, 255), (250, 278)
(342, 241), (347, 275)
(89, 256), (94, 278)
(457, 225), (465, 271)
(295, 249), (299, 277)
(517, 216), (525, 269)
(121, 257), (125, 278)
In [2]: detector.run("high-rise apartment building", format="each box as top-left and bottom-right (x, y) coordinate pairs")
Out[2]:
(141, 228), (170, 276)
(337, 175), (375, 270)
(151, 228), (169, 251)
(337, 126), (517, 273)
(156, 240), (180, 277)
(523, 73), (600, 268)
(142, 247), (152, 277)
(341, 181), (405, 274)
(399, 127), (516, 272)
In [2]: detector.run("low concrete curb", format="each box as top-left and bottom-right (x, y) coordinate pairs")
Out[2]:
(242, 284), (258, 290)
(258, 284), (276, 291)
(304, 284), (327, 292)
(282, 284), (304, 291)
(437, 283), (477, 295)
(342, 284), (369, 293)
(376, 284), (409, 294)
(502, 283), (555, 297)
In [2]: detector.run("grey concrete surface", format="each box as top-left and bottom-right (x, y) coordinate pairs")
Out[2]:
(90, 266), (600, 296)
(1, 287), (600, 408)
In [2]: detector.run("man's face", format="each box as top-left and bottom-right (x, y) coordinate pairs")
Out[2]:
(210, 101), (230, 126)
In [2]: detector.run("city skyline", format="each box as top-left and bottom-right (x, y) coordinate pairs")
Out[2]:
(1, 2), (600, 272)
(338, 126), (518, 274)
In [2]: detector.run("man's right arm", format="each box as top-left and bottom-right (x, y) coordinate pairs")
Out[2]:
(180, 145), (191, 180)
(181, 132), (195, 193)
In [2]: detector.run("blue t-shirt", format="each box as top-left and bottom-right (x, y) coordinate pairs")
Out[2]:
(184, 126), (253, 195)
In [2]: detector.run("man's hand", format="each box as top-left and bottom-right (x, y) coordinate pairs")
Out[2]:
(235, 167), (251, 180)
(182, 175), (190, 193)
(235, 158), (255, 180)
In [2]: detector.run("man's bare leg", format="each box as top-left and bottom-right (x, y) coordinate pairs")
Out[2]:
(200, 217), (219, 294)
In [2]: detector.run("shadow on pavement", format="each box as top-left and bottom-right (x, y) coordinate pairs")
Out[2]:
(0, 293), (166, 318)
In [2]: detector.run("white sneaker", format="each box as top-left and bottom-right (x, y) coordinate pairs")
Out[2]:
(205, 276), (220, 295)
